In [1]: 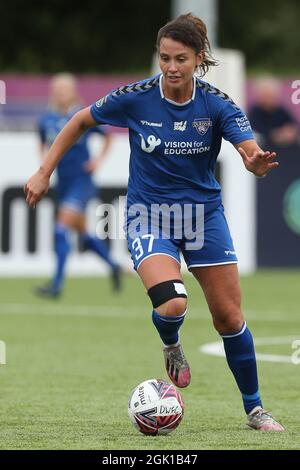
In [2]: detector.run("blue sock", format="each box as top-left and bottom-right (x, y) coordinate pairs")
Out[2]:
(152, 310), (186, 346)
(53, 224), (71, 293)
(81, 233), (117, 269)
(221, 322), (262, 414)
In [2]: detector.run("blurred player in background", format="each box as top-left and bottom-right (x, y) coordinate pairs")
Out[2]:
(25, 16), (283, 431)
(249, 77), (299, 148)
(35, 73), (121, 298)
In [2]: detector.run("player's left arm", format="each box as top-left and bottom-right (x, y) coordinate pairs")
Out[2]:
(85, 132), (113, 174)
(218, 97), (279, 177)
(234, 139), (279, 177)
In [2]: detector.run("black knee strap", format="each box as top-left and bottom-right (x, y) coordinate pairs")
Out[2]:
(148, 279), (187, 309)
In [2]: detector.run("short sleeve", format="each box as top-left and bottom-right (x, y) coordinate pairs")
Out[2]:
(90, 92), (128, 128)
(219, 100), (254, 144)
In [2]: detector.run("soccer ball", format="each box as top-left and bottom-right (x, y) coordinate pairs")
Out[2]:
(128, 379), (184, 435)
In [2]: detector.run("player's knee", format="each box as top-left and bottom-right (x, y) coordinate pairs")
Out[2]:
(157, 297), (187, 316)
(148, 279), (187, 316)
(212, 309), (244, 335)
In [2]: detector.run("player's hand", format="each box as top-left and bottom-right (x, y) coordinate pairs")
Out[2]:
(84, 160), (99, 174)
(24, 168), (50, 208)
(238, 147), (279, 177)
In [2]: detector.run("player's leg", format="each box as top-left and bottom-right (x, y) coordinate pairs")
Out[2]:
(79, 227), (121, 291)
(185, 202), (262, 411)
(191, 264), (256, 408)
(137, 254), (190, 388)
(191, 264), (244, 333)
(74, 183), (121, 291)
(35, 207), (75, 297)
(183, 201), (283, 429)
(53, 208), (79, 293)
(191, 263), (283, 430)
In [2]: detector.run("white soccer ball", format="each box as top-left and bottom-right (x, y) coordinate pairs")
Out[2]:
(128, 379), (184, 435)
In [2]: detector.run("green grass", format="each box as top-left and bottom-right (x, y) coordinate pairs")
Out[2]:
(0, 271), (300, 450)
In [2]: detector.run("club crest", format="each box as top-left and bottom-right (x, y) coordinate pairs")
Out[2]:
(193, 118), (212, 136)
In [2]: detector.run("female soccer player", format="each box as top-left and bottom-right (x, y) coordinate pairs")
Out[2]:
(25, 15), (283, 430)
(35, 73), (121, 297)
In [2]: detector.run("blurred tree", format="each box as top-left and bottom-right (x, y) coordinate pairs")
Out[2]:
(1, 0), (299, 73)
(0, 0), (171, 72)
(218, 0), (300, 73)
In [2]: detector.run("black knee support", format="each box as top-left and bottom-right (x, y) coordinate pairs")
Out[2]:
(147, 279), (187, 309)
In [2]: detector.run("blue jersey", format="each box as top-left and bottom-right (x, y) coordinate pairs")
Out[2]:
(38, 106), (106, 182)
(90, 74), (254, 206)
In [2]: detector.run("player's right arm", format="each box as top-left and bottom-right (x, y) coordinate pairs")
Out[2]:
(26, 86), (128, 208)
(25, 107), (96, 208)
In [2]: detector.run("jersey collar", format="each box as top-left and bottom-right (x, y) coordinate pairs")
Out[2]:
(159, 74), (196, 106)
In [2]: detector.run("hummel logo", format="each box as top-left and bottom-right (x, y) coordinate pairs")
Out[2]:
(174, 121), (187, 131)
(141, 120), (162, 127)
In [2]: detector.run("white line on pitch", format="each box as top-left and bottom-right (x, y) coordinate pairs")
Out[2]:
(0, 304), (299, 323)
(199, 337), (300, 364)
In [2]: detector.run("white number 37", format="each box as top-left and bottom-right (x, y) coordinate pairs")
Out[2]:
(132, 234), (154, 260)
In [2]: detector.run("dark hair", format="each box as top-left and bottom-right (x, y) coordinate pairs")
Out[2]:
(156, 13), (217, 77)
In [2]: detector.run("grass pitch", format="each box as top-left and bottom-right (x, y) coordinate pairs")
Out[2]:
(0, 271), (299, 450)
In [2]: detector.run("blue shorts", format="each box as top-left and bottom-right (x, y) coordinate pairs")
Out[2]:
(126, 201), (238, 271)
(56, 177), (97, 213)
